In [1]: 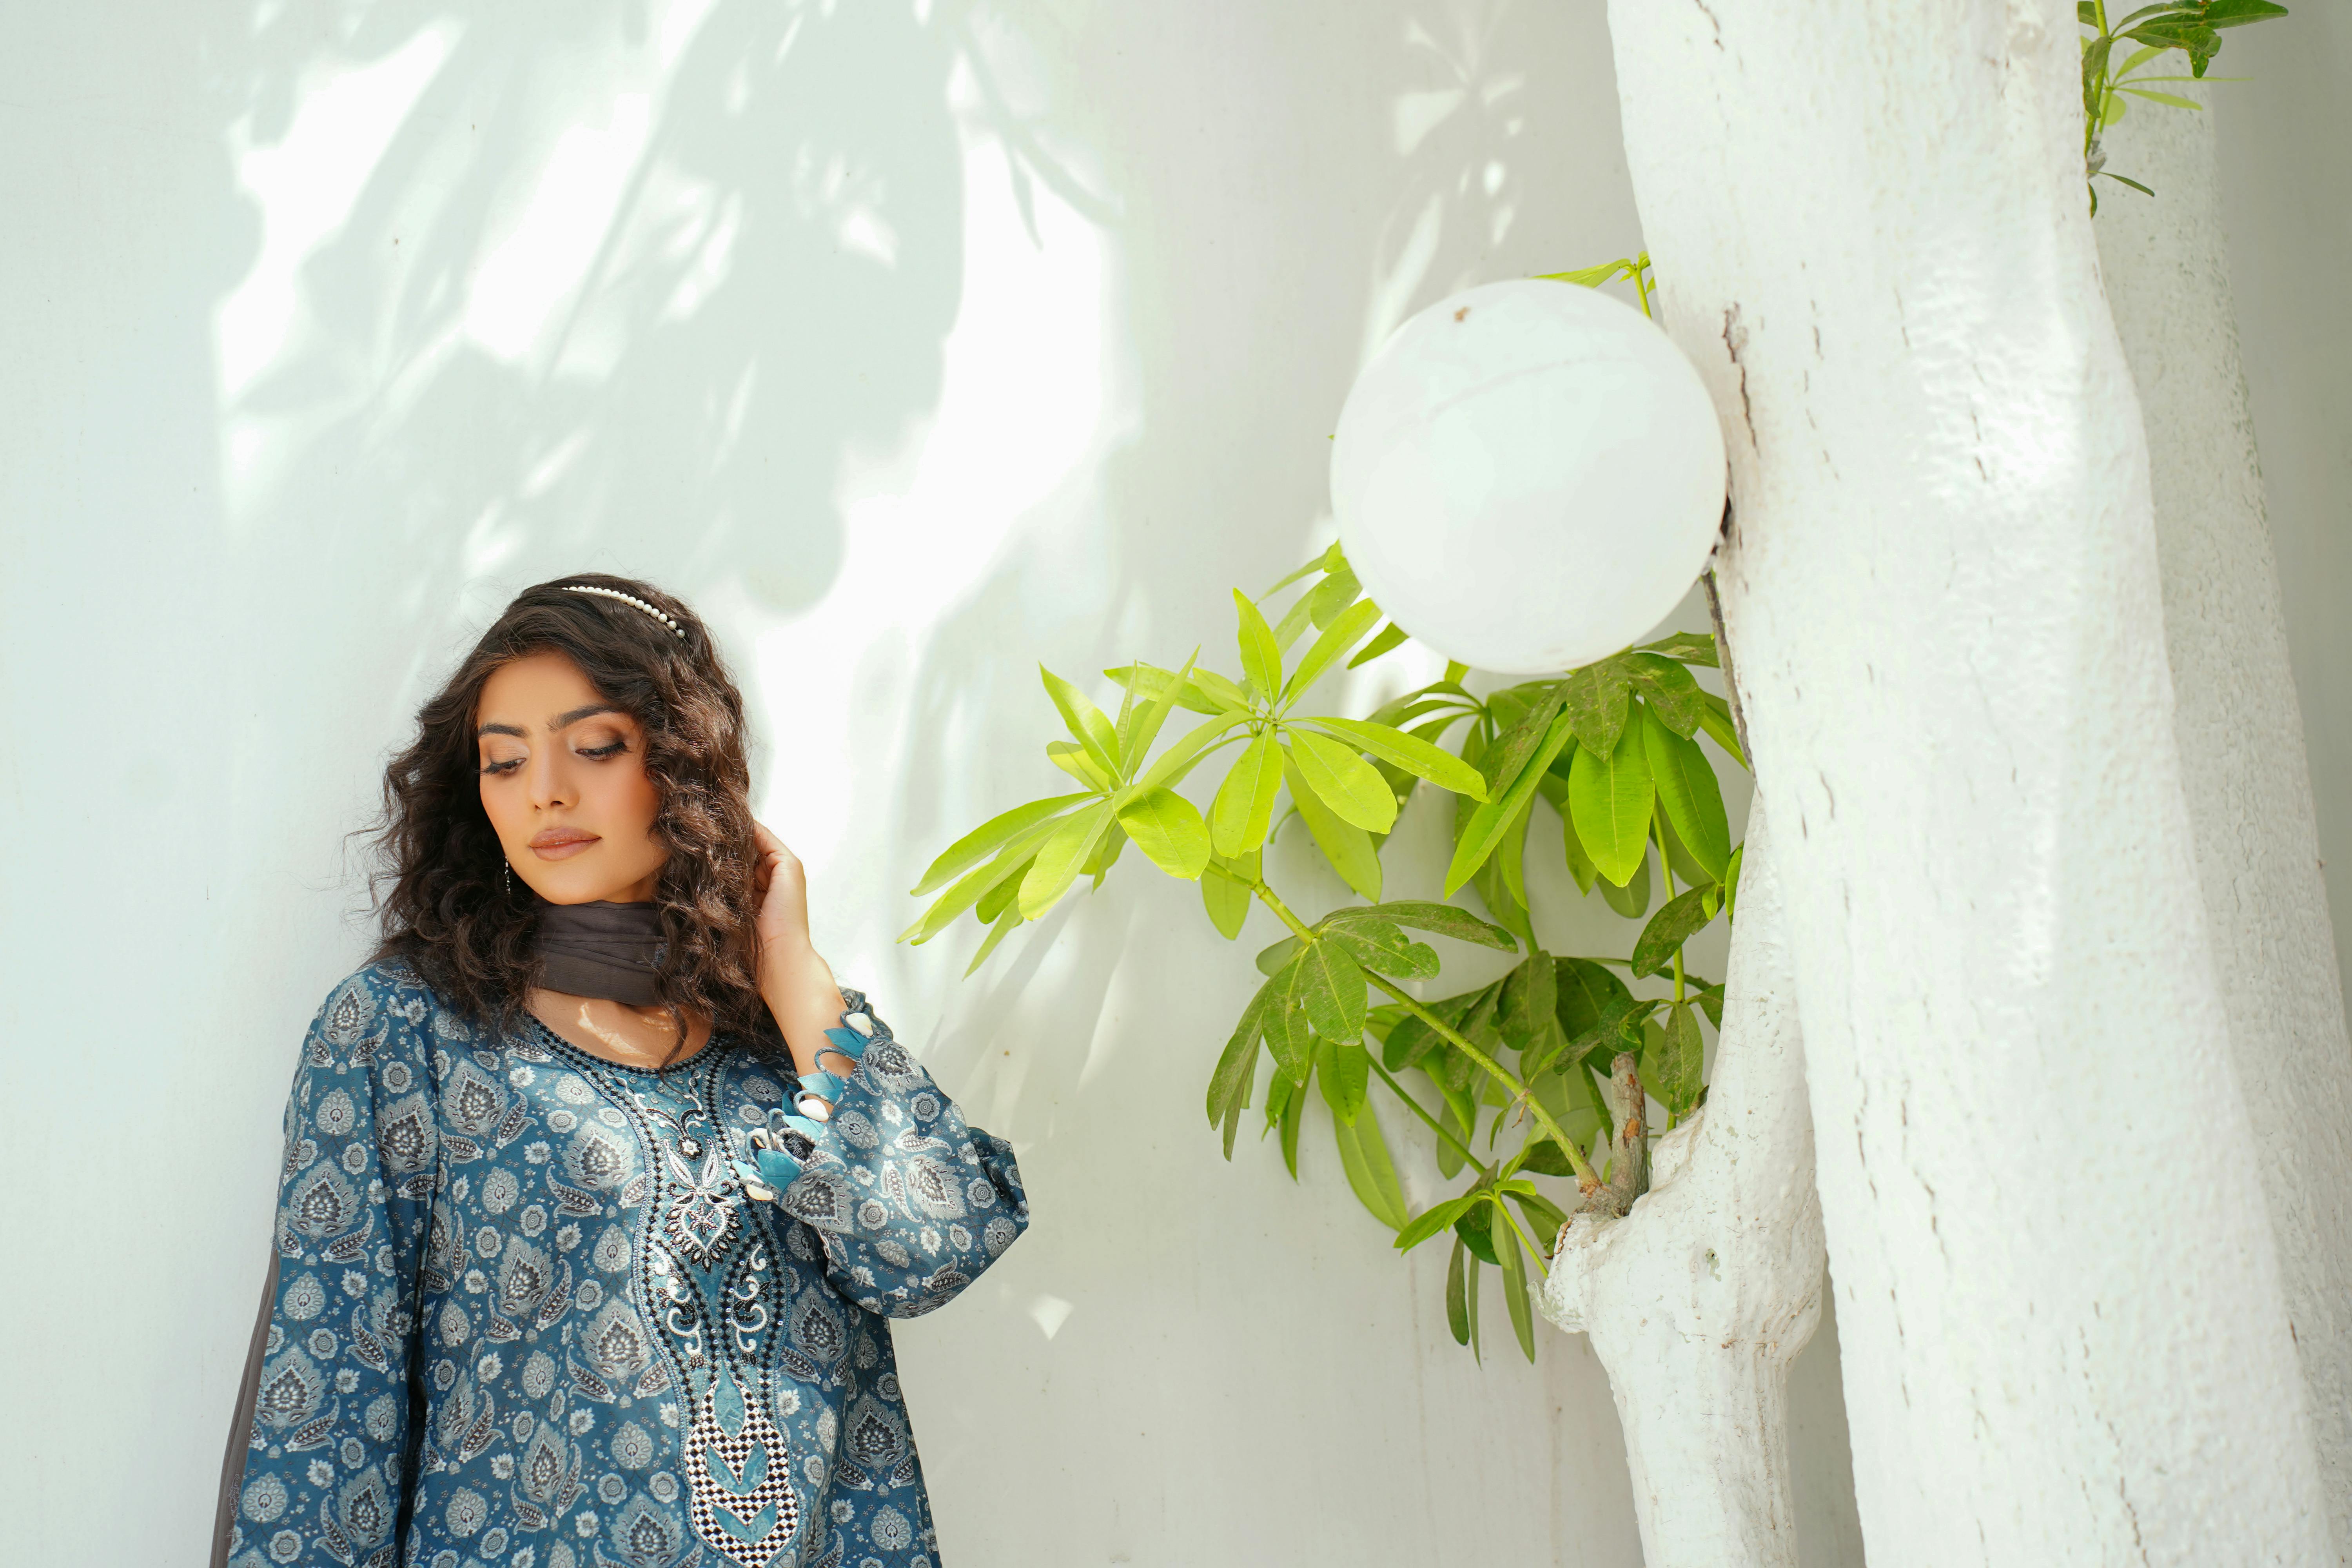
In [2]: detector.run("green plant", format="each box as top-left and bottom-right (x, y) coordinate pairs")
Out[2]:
(2078, 0), (2288, 211)
(901, 515), (1748, 1362)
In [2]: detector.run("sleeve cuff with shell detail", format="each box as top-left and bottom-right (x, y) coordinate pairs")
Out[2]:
(733, 989), (882, 1201)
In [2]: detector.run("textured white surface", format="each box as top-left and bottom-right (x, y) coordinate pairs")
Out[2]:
(2096, 85), (2352, 1559)
(1331, 278), (1726, 674)
(1541, 802), (1825, 1567)
(1606, 0), (2331, 1560)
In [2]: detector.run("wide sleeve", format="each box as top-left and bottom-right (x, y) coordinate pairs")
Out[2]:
(737, 988), (1029, 1318)
(217, 965), (439, 1568)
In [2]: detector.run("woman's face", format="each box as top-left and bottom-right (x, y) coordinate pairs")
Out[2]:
(475, 650), (668, 905)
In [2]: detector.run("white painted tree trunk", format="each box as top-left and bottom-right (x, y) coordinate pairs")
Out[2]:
(1541, 801), (1823, 1567)
(2095, 87), (2352, 1554)
(1601, 2), (2333, 1560)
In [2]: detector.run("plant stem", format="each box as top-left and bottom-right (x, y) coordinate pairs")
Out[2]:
(1492, 1194), (1550, 1277)
(1367, 1056), (1489, 1175)
(1361, 970), (1596, 1186)
(1245, 876), (1600, 1188)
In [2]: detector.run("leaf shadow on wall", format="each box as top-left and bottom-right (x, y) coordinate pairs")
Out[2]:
(212, 0), (967, 726)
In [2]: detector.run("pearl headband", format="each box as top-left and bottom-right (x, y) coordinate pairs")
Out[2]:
(561, 584), (687, 641)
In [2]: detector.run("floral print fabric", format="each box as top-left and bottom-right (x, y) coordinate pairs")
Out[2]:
(220, 960), (1027, 1568)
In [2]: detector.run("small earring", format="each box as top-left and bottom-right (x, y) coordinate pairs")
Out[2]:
(503, 859), (514, 896)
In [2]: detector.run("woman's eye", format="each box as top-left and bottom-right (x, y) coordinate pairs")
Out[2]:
(479, 757), (524, 776)
(581, 740), (628, 759)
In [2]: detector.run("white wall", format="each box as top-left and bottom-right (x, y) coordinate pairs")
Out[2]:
(1, 3), (1884, 1564)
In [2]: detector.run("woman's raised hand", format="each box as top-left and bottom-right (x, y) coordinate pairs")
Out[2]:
(750, 820), (849, 1076)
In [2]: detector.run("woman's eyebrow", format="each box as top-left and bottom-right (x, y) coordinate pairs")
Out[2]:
(552, 703), (623, 729)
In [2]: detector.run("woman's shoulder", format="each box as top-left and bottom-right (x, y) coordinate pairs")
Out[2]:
(309, 956), (479, 1058)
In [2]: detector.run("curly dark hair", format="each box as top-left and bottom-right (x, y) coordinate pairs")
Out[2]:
(365, 572), (782, 1052)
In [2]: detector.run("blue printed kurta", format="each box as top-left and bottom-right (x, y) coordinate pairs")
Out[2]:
(221, 960), (1027, 1568)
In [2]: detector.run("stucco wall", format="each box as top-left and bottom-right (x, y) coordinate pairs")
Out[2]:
(0, 3), (1871, 1564)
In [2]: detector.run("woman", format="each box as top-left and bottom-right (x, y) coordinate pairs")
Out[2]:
(213, 574), (1027, 1568)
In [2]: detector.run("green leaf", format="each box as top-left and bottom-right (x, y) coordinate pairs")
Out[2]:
(1445, 1236), (1471, 1345)
(1495, 1199), (1538, 1362)
(1455, 1202), (1501, 1266)
(1283, 754), (1384, 901)
(1379, 987), (1475, 1071)
(1287, 729), (1400, 833)
(1105, 662), (1223, 715)
(911, 792), (1092, 896)
(1624, 653), (1706, 737)
(1632, 885), (1717, 977)
(1561, 660), (1633, 757)
(1261, 541), (1345, 598)
(1263, 974), (1314, 1086)
(1434, 1077), (1475, 1178)
(1017, 802), (1114, 918)
(1233, 590), (1283, 704)
(1116, 652), (1198, 778)
(1318, 1036), (1372, 1123)
(1083, 819), (1127, 882)
(1304, 565), (1361, 628)
(1322, 918), (1440, 981)
(1560, 793), (1600, 895)
(1292, 938), (1368, 1043)
(1116, 788), (1213, 880)
(1446, 709), (1576, 895)
(1046, 740), (1112, 791)
(1465, 1244), (1483, 1361)
(1493, 796), (1535, 939)
(2100, 171), (2159, 198)
(1202, 849), (1258, 938)
(1134, 711), (1249, 793)
(1279, 1067), (1306, 1176)
(1497, 950), (1558, 1052)
(1210, 729), (1284, 857)
(1554, 957), (1634, 1041)
(1696, 691), (1747, 769)
(1040, 666), (1120, 774)
(1655, 792), (1716, 891)
(1347, 621), (1410, 669)
(1541, 256), (1636, 287)
(1481, 685), (1569, 799)
(1206, 981), (1272, 1126)
(1331, 1097), (1409, 1231)
(964, 902), (1022, 975)
(975, 858), (1031, 924)
(1279, 598), (1382, 706)
(1190, 668), (1256, 713)
(2117, 86), (2204, 107)
(1597, 846), (1653, 918)
(1643, 715), (1731, 881)
(1255, 934), (1304, 977)
(1655, 1001), (1705, 1116)
(900, 817), (1069, 944)
(1332, 902), (1515, 955)
(1396, 1191), (1484, 1253)
(1509, 1187), (1570, 1245)
(1569, 723), (1655, 886)
(1307, 717), (1487, 799)
(1633, 630), (1720, 667)
(1270, 587), (1320, 654)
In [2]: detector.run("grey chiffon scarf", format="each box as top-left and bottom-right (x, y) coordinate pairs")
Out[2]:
(534, 896), (667, 1004)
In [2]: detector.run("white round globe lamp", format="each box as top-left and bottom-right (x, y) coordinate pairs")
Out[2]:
(1330, 279), (1728, 676)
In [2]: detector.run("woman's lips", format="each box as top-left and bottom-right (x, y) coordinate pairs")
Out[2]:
(529, 828), (599, 861)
